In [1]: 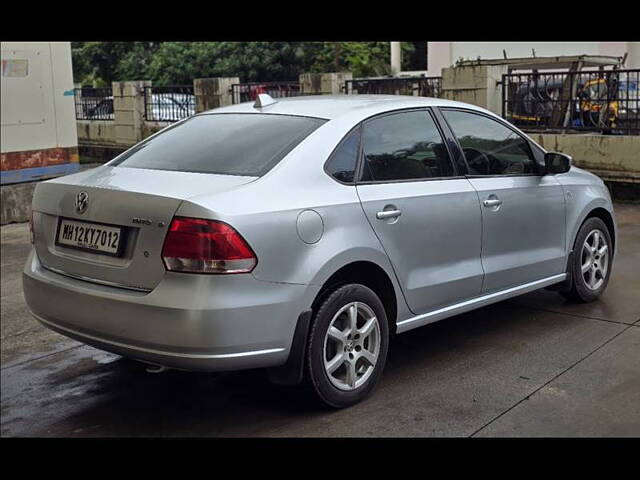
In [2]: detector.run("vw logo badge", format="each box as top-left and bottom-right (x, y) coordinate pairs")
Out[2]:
(75, 191), (89, 214)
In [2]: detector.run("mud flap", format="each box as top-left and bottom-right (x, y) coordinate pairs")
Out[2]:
(266, 310), (312, 386)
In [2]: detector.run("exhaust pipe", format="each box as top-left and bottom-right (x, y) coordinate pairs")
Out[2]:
(138, 360), (173, 374)
(146, 364), (172, 374)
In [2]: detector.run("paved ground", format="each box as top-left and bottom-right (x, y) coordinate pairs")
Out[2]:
(1, 205), (639, 437)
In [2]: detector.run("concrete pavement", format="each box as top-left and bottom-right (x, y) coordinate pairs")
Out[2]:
(1, 205), (638, 437)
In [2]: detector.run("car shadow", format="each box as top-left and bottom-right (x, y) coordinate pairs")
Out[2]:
(32, 299), (555, 437)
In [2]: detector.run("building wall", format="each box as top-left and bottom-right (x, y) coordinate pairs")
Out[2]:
(1, 42), (79, 185)
(427, 42), (640, 76)
(530, 133), (640, 184)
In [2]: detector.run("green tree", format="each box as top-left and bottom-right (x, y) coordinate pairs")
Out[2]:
(303, 42), (416, 78)
(302, 42), (391, 77)
(146, 42), (309, 85)
(114, 42), (161, 81)
(71, 41), (416, 86)
(72, 42), (159, 86)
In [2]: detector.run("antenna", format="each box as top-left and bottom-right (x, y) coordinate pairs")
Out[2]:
(254, 93), (277, 108)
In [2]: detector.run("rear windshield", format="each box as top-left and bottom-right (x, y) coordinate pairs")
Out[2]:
(109, 113), (326, 176)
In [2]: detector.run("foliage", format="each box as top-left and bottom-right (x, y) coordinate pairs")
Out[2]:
(71, 42), (425, 86)
(305, 42), (390, 77)
(71, 42), (160, 86)
(146, 42), (310, 85)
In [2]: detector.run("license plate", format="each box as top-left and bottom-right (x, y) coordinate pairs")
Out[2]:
(56, 218), (124, 256)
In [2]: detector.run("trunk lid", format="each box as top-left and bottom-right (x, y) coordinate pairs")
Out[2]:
(32, 165), (256, 291)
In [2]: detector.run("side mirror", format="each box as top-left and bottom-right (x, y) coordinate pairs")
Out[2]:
(544, 152), (572, 174)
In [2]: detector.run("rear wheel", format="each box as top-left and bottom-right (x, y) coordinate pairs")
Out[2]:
(561, 217), (612, 302)
(307, 284), (389, 408)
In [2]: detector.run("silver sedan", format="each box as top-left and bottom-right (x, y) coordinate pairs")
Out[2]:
(23, 94), (616, 407)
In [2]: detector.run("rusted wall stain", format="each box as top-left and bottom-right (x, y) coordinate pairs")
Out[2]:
(1, 146), (79, 171)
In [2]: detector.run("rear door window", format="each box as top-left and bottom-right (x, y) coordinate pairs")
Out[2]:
(360, 110), (455, 182)
(109, 113), (326, 177)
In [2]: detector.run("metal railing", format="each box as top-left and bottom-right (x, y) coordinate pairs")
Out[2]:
(231, 82), (303, 104)
(344, 76), (442, 98)
(502, 69), (639, 135)
(74, 87), (114, 120)
(144, 85), (196, 122)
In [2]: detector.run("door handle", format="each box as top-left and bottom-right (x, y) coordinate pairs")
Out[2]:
(483, 199), (503, 208)
(376, 209), (402, 220)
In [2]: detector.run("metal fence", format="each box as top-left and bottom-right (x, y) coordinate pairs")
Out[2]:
(502, 69), (640, 135)
(344, 76), (442, 98)
(231, 82), (303, 104)
(144, 85), (196, 122)
(74, 87), (114, 120)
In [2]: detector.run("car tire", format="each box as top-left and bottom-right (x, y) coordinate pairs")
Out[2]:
(561, 217), (613, 303)
(306, 284), (389, 408)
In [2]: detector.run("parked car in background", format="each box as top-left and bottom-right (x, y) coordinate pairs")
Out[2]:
(24, 95), (616, 407)
(148, 92), (196, 122)
(79, 92), (196, 121)
(233, 82), (302, 104)
(78, 95), (114, 120)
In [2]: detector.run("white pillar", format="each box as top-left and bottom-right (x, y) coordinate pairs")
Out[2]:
(390, 42), (402, 75)
(193, 77), (239, 112)
(299, 72), (352, 95)
(427, 42), (452, 77)
(112, 80), (149, 146)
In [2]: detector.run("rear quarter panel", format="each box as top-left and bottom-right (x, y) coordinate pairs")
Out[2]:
(174, 117), (412, 321)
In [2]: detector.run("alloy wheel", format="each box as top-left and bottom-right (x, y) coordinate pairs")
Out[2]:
(580, 229), (609, 291)
(322, 301), (381, 391)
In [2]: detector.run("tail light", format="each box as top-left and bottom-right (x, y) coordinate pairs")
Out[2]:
(161, 217), (257, 274)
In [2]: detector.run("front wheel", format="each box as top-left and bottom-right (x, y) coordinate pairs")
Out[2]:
(562, 217), (613, 303)
(307, 284), (389, 408)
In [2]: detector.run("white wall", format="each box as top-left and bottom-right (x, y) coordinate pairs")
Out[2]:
(426, 42), (639, 76)
(427, 42), (451, 77)
(626, 42), (640, 70)
(1, 42), (78, 154)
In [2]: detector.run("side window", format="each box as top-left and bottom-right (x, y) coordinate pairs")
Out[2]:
(326, 127), (360, 183)
(361, 110), (454, 182)
(443, 110), (537, 176)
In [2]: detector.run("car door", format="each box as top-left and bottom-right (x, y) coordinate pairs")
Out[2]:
(440, 108), (566, 293)
(356, 109), (484, 315)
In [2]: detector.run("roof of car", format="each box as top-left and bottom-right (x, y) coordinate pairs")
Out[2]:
(204, 94), (491, 121)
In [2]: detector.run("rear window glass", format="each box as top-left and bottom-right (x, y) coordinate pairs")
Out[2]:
(325, 127), (360, 183)
(109, 113), (326, 177)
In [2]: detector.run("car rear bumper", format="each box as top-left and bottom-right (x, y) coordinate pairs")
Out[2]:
(23, 250), (319, 372)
